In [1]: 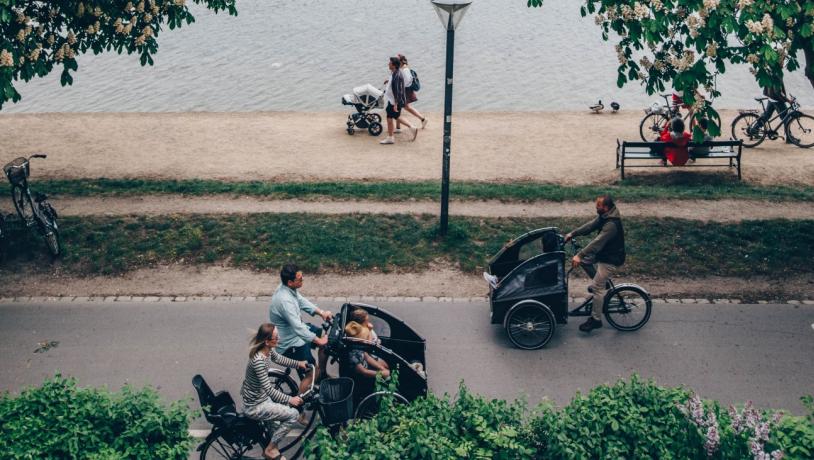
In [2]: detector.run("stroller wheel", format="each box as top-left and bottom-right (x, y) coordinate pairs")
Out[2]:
(368, 122), (383, 137)
(369, 113), (382, 124)
(347, 127), (355, 135)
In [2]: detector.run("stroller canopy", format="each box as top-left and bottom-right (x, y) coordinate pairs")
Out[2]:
(342, 84), (384, 107)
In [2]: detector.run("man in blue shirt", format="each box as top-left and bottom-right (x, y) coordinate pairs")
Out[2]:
(269, 263), (333, 394)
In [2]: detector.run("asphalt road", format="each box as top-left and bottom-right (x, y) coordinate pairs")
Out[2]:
(1, 299), (813, 430)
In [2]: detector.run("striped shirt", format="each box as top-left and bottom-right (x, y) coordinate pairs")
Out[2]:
(241, 349), (299, 407)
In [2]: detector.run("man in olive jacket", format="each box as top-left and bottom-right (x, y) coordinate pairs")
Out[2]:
(564, 195), (626, 332)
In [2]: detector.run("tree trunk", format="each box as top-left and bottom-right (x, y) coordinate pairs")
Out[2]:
(804, 43), (814, 91)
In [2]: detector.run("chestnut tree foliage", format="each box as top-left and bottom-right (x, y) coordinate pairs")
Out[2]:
(0, 0), (237, 109)
(528, 0), (814, 129)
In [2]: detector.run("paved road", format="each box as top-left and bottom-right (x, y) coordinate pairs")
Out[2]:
(1, 300), (813, 429)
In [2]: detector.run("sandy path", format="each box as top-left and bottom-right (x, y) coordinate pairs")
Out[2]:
(1, 111), (812, 186)
(1, 264), (811, 300)
(36, 196), (814, 222)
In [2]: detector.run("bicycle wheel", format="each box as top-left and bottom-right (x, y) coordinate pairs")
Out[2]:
(11, 185), (35, 224)
(267, 371), (316, 454)
(354, 391), (409, 421)
(504, 301), (556, 350)
(731, 112), (765, 148)
(603, 285), (652, 332)
(639, 112), (669, 141)
(38, 204), (60, 257)
(785, 113), (814, 148)
(199, 426), (267, 460)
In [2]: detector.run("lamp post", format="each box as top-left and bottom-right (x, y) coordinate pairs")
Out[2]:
(431, 0), (471, 236)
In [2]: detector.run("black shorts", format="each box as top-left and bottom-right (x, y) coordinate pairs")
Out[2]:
(282, 324), (322, 377)
(386, 102), (401, 119)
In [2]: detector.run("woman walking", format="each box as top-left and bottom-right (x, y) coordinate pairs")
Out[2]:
(396, 54), (427, 132)
(241, 323), (308, 460)
(381, 56), (418, 145)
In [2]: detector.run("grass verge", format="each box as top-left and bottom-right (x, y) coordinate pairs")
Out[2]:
(4, 214), (812, 278)
(38, 178), (814, 202)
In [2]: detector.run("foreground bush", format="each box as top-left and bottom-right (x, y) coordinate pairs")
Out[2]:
(0, 374), (193, 460)
(306, 384), (535, 460)
(306, 376), (814, 460)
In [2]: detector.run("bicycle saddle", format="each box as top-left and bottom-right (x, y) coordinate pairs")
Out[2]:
(33, 192), (48, 202)
(754, 97), (768, 101)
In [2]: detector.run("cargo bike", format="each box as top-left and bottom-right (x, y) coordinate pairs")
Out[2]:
(486, 227), (652, 350)
(192, 302), (427, 459)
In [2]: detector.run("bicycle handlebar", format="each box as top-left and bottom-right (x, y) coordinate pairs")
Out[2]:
(30, 154), (47, 159)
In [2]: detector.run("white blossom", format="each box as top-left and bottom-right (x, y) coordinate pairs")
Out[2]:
(634, 2), (649, 20)
(706, 42), (718, 58)
(0, 49), (14, 67)
(703, 0), (719, 11)
(650, 0), (664, 12)
(746, 20), (764, 34)
(67, 31), (77, 45)
(737, 0), (754, 9)
(761, 14), (774, 37)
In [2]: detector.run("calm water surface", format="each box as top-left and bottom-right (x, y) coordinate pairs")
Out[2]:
(4, 0), (813, 113)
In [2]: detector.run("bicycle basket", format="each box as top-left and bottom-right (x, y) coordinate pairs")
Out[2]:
(3, 157), (29, 185)
(317, 377), (354, 425)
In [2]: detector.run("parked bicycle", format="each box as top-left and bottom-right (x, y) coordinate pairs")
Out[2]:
(3, 154), (61, 257)
(730, 96), (814, 148)
(639, 93), (721, 141)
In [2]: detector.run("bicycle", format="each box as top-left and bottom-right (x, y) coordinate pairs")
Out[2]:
(730, 96), (814, 148)
(565, 238), (652, 332)
(487, 228), (652, 349)
(193, 365), (331, 460)
(639, 93), (721, 141)
(194, 305), (426, 459)
(3, 154), (61, 257)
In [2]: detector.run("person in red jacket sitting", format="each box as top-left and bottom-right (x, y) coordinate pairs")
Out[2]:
(659, 117), (691, 166)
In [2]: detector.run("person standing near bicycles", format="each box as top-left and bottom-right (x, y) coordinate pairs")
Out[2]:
(564, 195), (625, 333)
(241, 323), (307, 460)
(755, 81), (791, 138)
(269, 264), (333, 395)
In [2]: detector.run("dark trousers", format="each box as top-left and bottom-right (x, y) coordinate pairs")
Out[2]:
(757, 101), (787, 127)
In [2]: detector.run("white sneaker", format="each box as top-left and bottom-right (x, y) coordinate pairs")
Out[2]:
(394, 128), (402, 134)
(410, 127), (418, 141)
(379, 137), (394, 145)
(421, 118), (428, 129)
(482, 272), (498, 288)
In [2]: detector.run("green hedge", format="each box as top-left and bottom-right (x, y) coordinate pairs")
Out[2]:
(306, 376), (814, 460)
(0, 375), (193, 460)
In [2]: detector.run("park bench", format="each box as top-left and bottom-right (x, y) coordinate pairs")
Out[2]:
(615, 139), (743, 180)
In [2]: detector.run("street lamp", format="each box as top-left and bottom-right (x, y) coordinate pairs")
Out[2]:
(431, 0), (471, 236)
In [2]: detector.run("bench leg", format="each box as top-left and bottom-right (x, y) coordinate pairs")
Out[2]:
(737, 159), (741, 180)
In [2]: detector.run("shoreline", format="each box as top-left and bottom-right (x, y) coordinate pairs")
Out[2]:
(2, 110), (812, 186)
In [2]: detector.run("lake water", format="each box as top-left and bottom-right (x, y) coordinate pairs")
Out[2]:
(3, 0), (813, 113)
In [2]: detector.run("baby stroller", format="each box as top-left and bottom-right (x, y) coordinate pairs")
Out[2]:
(342, 84), (384, 136)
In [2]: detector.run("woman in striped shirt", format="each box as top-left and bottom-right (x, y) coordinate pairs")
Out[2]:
(241, 323), (307, 460)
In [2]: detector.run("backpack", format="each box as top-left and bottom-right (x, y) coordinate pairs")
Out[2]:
(409, 69), (420, 92)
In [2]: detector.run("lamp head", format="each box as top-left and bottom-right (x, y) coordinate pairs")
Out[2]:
(431, 0), (472, 31)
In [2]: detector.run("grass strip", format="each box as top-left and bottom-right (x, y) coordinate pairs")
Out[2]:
(5, 214), (812, 278)
(38, 178), (814, 202)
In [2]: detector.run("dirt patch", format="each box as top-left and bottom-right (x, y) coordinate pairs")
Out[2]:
(34, 196), (814, 222)
(1, 264), (811, 301)
(1, 111), (812, 186)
